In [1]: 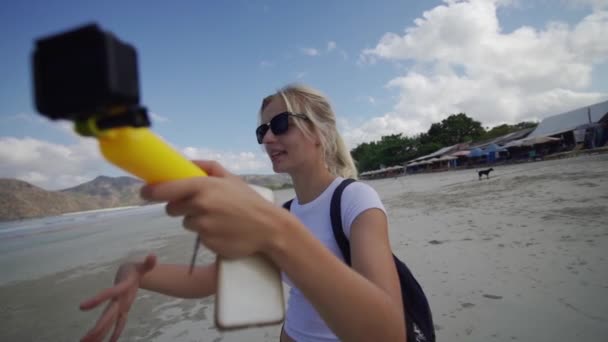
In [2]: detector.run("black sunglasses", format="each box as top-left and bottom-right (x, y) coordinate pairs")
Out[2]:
(256, 112), (308, 144)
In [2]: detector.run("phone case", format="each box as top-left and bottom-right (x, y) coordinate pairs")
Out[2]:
(214, 185), (285, 330)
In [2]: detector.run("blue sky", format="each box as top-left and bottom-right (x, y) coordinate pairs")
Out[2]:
(1, 0), (607, 189)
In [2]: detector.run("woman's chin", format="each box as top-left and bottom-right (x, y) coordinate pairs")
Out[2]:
(272, 161), (290, 174)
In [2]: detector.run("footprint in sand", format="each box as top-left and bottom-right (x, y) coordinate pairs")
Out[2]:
(461, 302), (475, 309)
(483, 294), (503, 300)
(429, 240), (444, 245)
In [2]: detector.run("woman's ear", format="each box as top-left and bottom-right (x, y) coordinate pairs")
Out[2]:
(313, 130), (322, 146)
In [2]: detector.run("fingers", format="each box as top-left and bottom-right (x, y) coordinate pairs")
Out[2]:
(109, 314), (128, 342)
(191, 160), (232, 177)
(135, 254), (157, 275)
(165, 196), (198, 217)
(80, 302), (119, 342)
(79, 279), (134, 311)
(141, 177), (206, 202)
(183, 214), (217, 235)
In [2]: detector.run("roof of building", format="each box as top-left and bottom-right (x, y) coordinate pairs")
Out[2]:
(408, 143), (467, 163)
(470, 127), (535, 149)
(528, 100), (608, 138)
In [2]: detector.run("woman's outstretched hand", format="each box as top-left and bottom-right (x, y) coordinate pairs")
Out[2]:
(141, 160), (284, 259)
(79, 254), (157, 342)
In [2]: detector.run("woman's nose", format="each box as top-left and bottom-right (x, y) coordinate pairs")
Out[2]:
(262, 128), (278, 144)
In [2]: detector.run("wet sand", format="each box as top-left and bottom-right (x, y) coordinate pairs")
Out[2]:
(1, 154), (607, 341)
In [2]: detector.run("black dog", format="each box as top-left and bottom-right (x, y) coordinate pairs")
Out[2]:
(478, 168), (494, 180)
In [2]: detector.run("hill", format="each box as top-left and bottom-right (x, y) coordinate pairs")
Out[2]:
(0, 176), (145, 221)
(0, 173), (291, 221)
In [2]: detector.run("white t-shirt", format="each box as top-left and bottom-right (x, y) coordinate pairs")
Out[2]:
(283, 177), (387, 342)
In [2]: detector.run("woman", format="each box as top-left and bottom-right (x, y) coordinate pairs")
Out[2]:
(79, 84), (405, 342)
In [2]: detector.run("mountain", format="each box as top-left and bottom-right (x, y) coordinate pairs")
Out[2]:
(0, 174), (291, 221)
(0, 176), (146, 222)
(241, 173), (292, 190)
(61, 175), (144, 207)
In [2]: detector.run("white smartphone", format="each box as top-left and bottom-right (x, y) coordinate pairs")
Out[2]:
(214, 184), (285, 330)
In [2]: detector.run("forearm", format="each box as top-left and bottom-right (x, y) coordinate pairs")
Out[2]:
(266, 211), (405, 342)
(139, 263), (217, 299)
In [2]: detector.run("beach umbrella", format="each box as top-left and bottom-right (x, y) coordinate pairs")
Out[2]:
(484, 143), (507, 152)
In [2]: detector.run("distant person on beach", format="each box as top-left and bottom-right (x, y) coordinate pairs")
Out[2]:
(78, 84), (406, 341)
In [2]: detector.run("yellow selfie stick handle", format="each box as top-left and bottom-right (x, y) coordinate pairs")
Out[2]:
(95, 126), (207, 182)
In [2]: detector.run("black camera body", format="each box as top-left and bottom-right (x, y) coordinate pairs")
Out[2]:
(32, 23), (140, 121)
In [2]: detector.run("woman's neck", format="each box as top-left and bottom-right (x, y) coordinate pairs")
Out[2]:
(290, 164), (336, 205)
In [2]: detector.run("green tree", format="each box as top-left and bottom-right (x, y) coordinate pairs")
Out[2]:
(350, 113), (529, 174)
(351, 141), (381, 172)
(426, 113), (485, 145)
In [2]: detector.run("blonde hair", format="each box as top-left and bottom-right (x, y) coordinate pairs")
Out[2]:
(259, 83), (358, 179)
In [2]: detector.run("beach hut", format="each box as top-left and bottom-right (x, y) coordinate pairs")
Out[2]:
(468, 147), (488, 166)
(483, 143), (508, 162)
(524, 100), (608, 151)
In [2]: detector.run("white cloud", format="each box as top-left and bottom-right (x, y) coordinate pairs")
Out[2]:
(0, 136), (110, 190)
(340, 50), (349, 60)
(567, 0), (608, 10)
(182, 147), (272, 174)
(259, 60), (274, 68)
(0, 135), (275, 190)
(300, 47), (320, 56)
(295, 71), (307, 79)
(342, 114), (428, 148)
(327, 41), (337, 51)
(299, 41), (347, 59)
(3, 112), (46, 124)
(2, 112), (79, 137)
(150, 112), (169, 123)
(351, 0), (608, 144)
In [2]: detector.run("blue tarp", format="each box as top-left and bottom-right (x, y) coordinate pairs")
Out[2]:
(469, 147), (487, 158)
(483, 143), (507, 152)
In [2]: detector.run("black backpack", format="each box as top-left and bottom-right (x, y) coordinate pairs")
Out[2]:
(283, 178), (435, 342)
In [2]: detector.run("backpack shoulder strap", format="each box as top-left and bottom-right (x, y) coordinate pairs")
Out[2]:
(330, 178), (357, 266)
(282, 199), (293, 210)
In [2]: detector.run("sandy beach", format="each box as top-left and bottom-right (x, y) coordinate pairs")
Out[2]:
(1, 154), (607, 341)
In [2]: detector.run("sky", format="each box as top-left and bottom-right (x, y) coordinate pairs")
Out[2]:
(1, 0), (607, 190)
